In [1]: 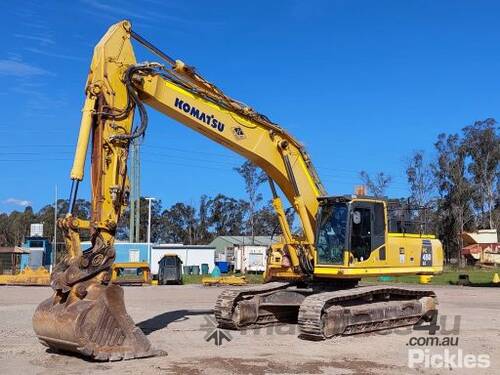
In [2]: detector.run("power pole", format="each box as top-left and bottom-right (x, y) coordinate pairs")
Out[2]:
(145, 197), (155, 264)
(52, 185), (58, 271)
(129, 138), (141, 242)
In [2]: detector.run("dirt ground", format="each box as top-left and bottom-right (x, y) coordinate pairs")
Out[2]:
(0, 284), (499, 374)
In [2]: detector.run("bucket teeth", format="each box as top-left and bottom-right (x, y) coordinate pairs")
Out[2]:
(33, 284), (165, 361)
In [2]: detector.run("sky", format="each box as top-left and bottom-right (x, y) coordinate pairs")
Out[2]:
(0, 0), (499, 214)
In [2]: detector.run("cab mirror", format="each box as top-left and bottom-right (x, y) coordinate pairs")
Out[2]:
(353, 210), (361, 224)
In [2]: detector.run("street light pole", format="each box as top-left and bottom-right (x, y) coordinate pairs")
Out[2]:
(52, 184), (58, 273)
(145, 197), (155, 265)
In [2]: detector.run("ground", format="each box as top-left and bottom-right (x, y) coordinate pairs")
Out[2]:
(1, 284), (499, 374)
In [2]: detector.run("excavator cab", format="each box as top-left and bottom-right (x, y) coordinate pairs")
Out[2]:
(316, 196), (386, 266)
(314, 196), (442, 280)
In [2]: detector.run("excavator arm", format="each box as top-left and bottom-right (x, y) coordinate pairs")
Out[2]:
(33, 20), (327, 360)
(66, 20), (327, 278)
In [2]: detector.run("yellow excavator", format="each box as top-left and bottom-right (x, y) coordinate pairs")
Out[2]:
(33, 21), (443, 361)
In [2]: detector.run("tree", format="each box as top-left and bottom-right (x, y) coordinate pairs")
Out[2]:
(158, 196), (215, 245)
(206, 194), (247, 236)
(160, 202), (197, 244)
(406, 151), (435, 208)
(137, 197), (163, 243)
(0, 213), (9, 246)
(117, 197), (163, 242)
(433, 133), (474, 265)
(195, 195), (211, 244)
(234, 161), (268, 242)
(406, 151), (436, 233)
(462, 119), (499, 229)
(35, 204), (56, 240)
(359, 171), (392, 197)
(0, 206), (37, 246)
(36, 199), (91, 244)
(253, 201), (281, 237)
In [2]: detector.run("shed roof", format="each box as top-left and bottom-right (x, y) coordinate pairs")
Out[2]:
(153, 244), (215, 250)
(209, 236), (278, 247)
(0, 246), (29, 254)
(463, 229), (498, 246)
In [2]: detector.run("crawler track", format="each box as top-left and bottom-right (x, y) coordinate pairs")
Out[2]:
(298, 285), (436, 340)
(215, 282), (291, 330)
(215, 283), (437, 340)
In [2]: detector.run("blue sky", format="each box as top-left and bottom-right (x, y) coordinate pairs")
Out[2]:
(0, 0), (499, 213)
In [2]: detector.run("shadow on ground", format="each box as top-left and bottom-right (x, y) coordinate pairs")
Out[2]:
(137, 309), (214, 334)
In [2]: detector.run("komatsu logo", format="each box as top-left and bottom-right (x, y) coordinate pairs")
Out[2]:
(174, 98), (225, 132)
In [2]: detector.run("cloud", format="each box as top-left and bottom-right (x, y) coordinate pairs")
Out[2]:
(13, 33), (55, 46)
(24, 47), (86, 62)
(80, 0), (150, 20)
(11, 82), (67, 118)
(0, 59), (53, 77)
(3, 198), (32, 207)
(80, 0), (221, 27)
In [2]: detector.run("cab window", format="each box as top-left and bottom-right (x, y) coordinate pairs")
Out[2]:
(351, 207), (372, 261)
(350, 202), (386, 262)
(316, 202), (348, 265)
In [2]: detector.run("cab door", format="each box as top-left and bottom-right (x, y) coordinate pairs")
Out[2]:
(349, 201), (386, 263)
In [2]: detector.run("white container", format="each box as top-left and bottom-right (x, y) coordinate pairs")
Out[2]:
(234, 245), (267, 273)
(150, 244), (215, 275)
(30, 223), (44, 237)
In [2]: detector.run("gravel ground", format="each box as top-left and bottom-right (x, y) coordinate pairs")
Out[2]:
(0, 284), (499, 374)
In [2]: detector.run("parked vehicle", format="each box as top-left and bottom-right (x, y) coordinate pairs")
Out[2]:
(158, 254), (183, 285)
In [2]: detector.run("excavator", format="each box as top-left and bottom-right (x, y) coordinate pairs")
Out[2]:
(33, 20), (443, 361)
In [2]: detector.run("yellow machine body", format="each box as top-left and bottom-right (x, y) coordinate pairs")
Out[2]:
(0, 266), (50, 286)
(33, 20), (443, 361)
(202, 275), (248, 286)
(63, 21), (443, 285)
(266, 198), (443, 281)
(111, 262), (151, 286)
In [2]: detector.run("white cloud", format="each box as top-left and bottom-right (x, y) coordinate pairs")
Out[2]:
(79, 0), (219, 26)
(0, 59), (53, 77)
(24, 47), (86, 62)
(13, 33), (55, 45)
(80, 0), (150, 20)
(3, 198), (32, 207)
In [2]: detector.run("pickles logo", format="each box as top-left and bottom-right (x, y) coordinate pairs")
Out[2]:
(174, 98), (225, 132)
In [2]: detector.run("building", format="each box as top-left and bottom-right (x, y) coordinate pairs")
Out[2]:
(80, 242), (150, 263)
(209, 236), (278, 273)
(461, 229), (499, 265)
(20, 237), (52, 270)
(0, 247), (29, 275)
(80, 242), (216, 276)
(151, 244), (215, 275)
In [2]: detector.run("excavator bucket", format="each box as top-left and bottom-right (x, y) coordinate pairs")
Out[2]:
(33, 283), (164, 361)
(31, 216), (165, 361)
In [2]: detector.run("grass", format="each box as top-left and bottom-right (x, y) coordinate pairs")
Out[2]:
(362, 266), (500, 285)
(182, 273), (264, 284)
(182, 266), (499, 286)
